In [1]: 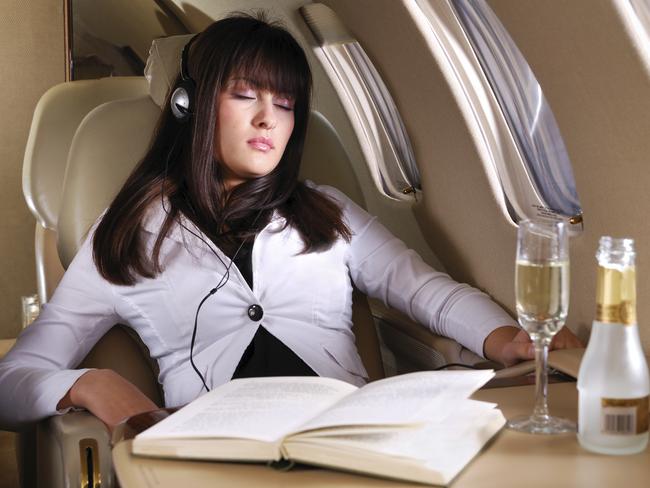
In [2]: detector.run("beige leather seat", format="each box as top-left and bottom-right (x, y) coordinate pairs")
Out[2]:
(20, 54), (384, 486)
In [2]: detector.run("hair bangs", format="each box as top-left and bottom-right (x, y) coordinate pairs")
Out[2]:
(225, 27), (310, 102)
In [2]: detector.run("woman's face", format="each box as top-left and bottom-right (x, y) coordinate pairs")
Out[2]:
(214, 78), (295, 190)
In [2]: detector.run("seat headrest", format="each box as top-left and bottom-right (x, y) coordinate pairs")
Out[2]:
(144, 34), (195, 109)
(23, 78), (149, 229)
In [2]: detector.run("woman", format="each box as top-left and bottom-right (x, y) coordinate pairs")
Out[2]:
(0, 13), (580, 432)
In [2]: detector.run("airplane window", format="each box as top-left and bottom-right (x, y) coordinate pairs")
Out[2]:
(410, 0), (583, 230)
(300, 4), (420, 201)
(629, 0), (650, 38)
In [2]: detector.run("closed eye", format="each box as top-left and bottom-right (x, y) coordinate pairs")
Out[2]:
(274, 97), (295, 111)
(233, 93), (256, 100)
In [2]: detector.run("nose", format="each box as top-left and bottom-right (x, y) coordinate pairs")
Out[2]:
(252, 99), (277, 130)
(253, 99), (278, 130)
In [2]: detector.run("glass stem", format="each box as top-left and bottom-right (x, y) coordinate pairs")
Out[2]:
(531, 336), (551, 424)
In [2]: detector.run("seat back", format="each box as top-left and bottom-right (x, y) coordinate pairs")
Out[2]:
(22, 77), (150, 302)
(57, 94), (161, 267)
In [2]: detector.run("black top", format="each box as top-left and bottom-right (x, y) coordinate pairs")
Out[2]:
(229, 240), (317, 379)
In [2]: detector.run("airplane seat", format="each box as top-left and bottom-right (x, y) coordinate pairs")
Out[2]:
(17, 77), (156, 488)
(19, 33), (384, 488)
(16, 80), (160, 488)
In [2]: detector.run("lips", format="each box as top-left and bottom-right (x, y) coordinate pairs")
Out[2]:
(247, 137), (274, 152)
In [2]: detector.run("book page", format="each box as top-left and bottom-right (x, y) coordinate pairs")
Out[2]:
(297, 370), (494, 432)
(295, 400), (499, 457)
(136, 377), (357, 443)
(284, 400), (505, 485)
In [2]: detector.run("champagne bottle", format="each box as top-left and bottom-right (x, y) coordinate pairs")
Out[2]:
(577, 237), (649, 454)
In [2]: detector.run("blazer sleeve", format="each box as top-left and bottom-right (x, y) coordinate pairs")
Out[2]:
(319, 185), (518, 359)
(0, 232), (120, 430)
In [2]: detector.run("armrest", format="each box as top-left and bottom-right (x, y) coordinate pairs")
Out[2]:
(25, 325), (161, 488)
(37, 411), (114, 488)
(368, 299), (587, 380)
(368, 298), (485, 370)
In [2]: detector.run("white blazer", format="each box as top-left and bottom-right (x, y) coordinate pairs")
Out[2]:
(0, 185), (516, 429)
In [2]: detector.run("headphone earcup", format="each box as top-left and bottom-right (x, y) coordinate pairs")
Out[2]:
(170, 78), (195, 123)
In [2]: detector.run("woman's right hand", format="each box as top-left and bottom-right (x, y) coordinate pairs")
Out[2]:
(57, 369), (158, 433)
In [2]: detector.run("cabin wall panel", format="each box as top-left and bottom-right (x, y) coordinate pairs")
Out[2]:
(0, 0), (65, 339)
(322, 0), (518, 317)
(488, 0), (650, 354)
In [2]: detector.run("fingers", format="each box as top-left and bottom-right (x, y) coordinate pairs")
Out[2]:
(499, 327), (583, 368)
(484, 326), (578, 367)
(501, 339), (535, 368)
(513, 341), (535, 361)
(550, 327), (584, 350)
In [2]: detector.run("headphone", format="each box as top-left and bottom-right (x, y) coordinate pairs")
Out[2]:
(170, 35), (198, 123)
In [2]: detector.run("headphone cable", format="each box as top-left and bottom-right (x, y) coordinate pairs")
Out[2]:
(160, 160), (264, 391)
(187, 224), (254, 393)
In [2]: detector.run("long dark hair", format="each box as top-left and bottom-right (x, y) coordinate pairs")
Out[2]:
(93, 13), (351, 285)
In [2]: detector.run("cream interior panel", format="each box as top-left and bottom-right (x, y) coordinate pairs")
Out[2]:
(488, 0), (650, 354)
(161, 0), (441, 269)
(300, 111), (365, 205)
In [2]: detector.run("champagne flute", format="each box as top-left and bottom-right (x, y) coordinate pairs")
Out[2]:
(508, 219), (576, 434)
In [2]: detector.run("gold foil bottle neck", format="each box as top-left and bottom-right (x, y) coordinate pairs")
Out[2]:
(595, 265), (637, 325)
(595, 237), (636, 325)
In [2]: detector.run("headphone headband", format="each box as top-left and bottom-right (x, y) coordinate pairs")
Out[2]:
(179, 34), (198, 81)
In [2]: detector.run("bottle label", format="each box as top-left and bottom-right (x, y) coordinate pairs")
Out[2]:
(600, 396), (649, 435)
(595, 266), (636, 325)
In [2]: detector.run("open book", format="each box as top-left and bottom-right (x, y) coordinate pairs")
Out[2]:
(132, 371), (504, 485)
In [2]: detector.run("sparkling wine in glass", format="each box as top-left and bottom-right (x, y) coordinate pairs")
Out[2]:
(508, 219), (576, 434)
